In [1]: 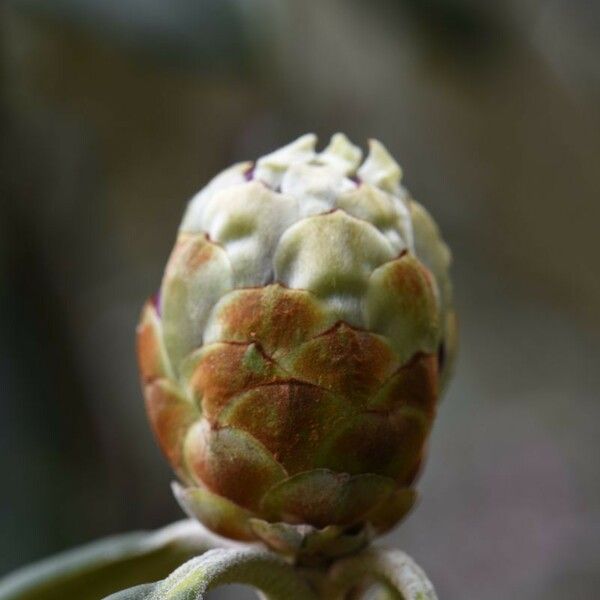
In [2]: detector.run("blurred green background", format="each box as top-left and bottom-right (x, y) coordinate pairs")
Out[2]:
(1, 1), (599, 598)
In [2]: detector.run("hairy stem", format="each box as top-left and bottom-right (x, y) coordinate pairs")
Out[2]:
(106, 548), (318, 600)
(324, 548), (438, 600)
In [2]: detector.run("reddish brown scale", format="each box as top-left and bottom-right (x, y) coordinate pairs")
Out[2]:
(185, 239), (217, 271)
(261, 471), (397, 530)
(215, 285), (328, 354)
(371, 255), (440, 354)
(164, 233), (220, 282)
(185, 422), (284, 512)
(189, 342), (287, 421)
(371, 353), (439, 417)
(266, 471), (355, 528)
(363, 488), (416, 534)
(316, 408), (430, 483)
(389, 255), (435, 299)
(218, 382), (354, 475)
(144, 381), (198, 478)
(218, 290), (263, 340)
(280, 322), (398, 404)
(136, 308), (164, 383)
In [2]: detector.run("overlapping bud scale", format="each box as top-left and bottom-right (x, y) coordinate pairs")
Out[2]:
(137, 134), (456, 562)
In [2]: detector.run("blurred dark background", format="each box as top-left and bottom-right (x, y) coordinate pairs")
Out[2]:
(1, 1), (599, 598)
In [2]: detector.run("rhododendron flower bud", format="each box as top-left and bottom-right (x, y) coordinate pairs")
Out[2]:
(137, 133), (456, 563)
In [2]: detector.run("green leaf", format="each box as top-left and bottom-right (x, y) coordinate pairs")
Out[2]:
(0, 520), (224, 600)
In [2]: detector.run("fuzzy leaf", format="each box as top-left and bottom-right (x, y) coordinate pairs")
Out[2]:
(0, 521), (222, 600)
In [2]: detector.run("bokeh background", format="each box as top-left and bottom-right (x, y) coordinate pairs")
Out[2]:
(1, 1), (599, 598)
